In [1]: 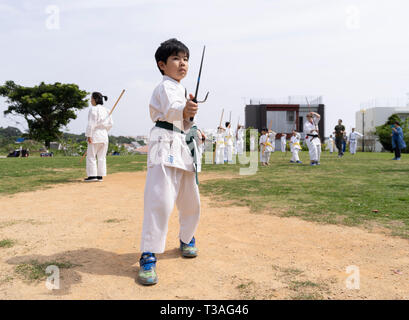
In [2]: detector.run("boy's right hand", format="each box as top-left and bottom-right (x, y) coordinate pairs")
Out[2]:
(183, 94), (198, 120)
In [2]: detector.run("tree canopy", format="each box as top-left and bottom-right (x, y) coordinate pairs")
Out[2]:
(0, 81), (88, 147)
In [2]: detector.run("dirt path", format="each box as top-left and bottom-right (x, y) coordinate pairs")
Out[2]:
(0, 171), (408, 299)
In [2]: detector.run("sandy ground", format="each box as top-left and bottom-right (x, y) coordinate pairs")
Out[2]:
(0, 171), (408, 300)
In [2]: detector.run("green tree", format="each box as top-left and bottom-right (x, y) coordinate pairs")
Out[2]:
(0, 81), (88, 148)
(375, 114), (409, 152)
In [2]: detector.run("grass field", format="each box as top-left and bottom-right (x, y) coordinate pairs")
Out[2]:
(1, 151), (408, 238)
(0, 155), (146, 194)
(201, 151), (409, 239)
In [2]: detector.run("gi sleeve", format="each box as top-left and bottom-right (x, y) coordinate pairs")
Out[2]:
(85, 108), (98, 138)
(158, 82), (185, 124)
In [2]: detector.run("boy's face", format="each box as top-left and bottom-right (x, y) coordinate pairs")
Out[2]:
(158, 51), (189, 82)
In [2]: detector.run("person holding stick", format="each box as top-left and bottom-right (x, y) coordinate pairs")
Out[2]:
(84, 92), (113, 182)
(138, 39), (204, 285)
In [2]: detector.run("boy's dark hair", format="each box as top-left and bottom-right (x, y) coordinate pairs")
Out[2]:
(395, 121), (400, 126)
(92, 92), (108, 105)
(155, 38), (190, 75)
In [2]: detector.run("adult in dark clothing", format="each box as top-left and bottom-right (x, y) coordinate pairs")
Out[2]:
(391, 121), (406, 160)
(334, 119), (345, 157)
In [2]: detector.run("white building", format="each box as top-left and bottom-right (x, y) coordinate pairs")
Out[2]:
(355, 96), (409, 151)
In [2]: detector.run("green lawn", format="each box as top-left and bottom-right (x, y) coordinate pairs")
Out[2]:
(1, 151), (408, 238)
(0, 155), (146, 195)
(200, 151), (409, 239)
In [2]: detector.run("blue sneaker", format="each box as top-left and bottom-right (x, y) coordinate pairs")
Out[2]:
(289, 160), (295, 163)
(310, 162), (317, 166)
(137, 252), (158, 285)
(296, 160), (302, 164)
(180, 237), (198, 258)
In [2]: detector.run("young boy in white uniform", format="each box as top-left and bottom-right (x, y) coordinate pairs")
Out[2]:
(138, 39), (202, 285)
(348, 128), (363, 155)
(280, 134), (287, 152)
(290, 130), (302, 164)
(224, 121), (234, 163)
(304, 112), (321, 166)
(259, 128), (268, 166)
(84, 92), (113, 182)
(264, 129), (275, 164)
(215, 126), (225, 164)
(236, 125), (245, 155)
(328, 135), (334, 154)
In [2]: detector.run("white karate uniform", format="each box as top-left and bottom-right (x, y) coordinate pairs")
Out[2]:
(281, 135), (287, 152)
(215, 132), (225, 164)
(290, 133), (302, 162)
(236, 128), (245, 155)
(85, 105), (113, 177)
(328, 137), (334, 153)
(264, 132), (274, 163)
(224, 127), (234, 163)
(304, 116), (321, 162)
(349, 131), (363, 154)
(259, 134), (268, 163)
(141, 75), (201, 254)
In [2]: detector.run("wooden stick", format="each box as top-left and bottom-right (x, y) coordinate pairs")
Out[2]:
(219, 108), (224, 128)
(79, 149), (87, 164)
(109, 89), (126, 116)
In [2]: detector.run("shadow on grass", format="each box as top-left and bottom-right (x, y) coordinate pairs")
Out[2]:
(6, 247), (182, 295)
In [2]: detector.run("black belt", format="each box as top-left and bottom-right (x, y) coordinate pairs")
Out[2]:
(307, 134), (319, 138)
(155, 121), (199, 184)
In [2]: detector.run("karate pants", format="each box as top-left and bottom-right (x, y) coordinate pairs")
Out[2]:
(225, 145), (233, 162)
(265, 151), (271, 163)
(86, 142), (108, 177)
(215, 146), (225, 164)
(329, 145), (334, 153)
(237, 140), (244, 155)
(281, 142), (286, 152)
(306, 138), (321, 162)
(350, 141), (357, 154)
(260, 150), (267, 163)
(140, 164), (200, 253)
(291, 149), (300, 162)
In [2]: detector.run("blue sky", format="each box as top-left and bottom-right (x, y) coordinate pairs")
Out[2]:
(1, 0), (408, 137)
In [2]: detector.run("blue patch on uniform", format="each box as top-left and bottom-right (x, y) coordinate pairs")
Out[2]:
(168, 155), (174, 164)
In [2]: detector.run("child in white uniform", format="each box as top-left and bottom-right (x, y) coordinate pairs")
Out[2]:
(236, 125), (245, 155)
(259, 128), (268, 166)
(280, 134), (287, 152)
(215, 127), (225, 164)
(84, 92), (113, 182)
(224, 121), (234, 163)
(304, 112), (321, 166)
(264, 129), (275, 164)
(290, 130), (302, 164)
(328, 135), (334, 154)
(138, 39), (202, 285)
(348, 128), (363, 155)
